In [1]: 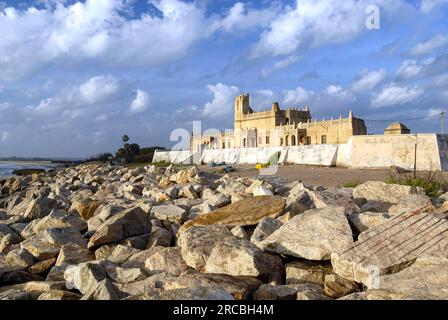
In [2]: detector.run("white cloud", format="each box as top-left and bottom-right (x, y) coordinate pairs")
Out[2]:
(250, 0), (407, 59)
(251, 90), (277, 109)
(79, 75), (124, 104)
(283, 86), (314, 105)
(0, 0), (212, 81)
(420, 0), (448, 13)
(351, 69), (387, 92)
(202, 83), (239, 118)
(371, 84), (424, 108)
(261, 55), (300, 78)
(130, 90), (150, 114)
(325, 85), (354, 101)
(433, 73), (448, 87)
(212, 2), (279, 34)
(410, 34), (448, 56)
(396, 60), (424, 79)
(0, 102), (12, 111)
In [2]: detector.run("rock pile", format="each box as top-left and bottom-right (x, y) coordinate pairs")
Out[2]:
(0, 165), (447, 300)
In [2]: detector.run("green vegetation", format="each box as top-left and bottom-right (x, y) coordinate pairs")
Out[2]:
(342, 180), (362, 188)
(387, 169), (447, 198)
(85, 153), (113, 163)
(12, 168), (45, 176)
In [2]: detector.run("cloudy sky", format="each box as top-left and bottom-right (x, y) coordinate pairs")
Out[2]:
(0, 0), (447, 158)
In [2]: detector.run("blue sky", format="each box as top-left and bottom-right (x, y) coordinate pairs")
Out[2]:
(0, 0), (447, 158)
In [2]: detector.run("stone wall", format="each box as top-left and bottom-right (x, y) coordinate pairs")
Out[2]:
(152, 150), (192, 165)
(344, 134), (444, 171)
(286, 145), (339, 166)
(154, 134), (448, 171)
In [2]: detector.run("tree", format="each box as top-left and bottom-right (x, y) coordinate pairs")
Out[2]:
(115, 135), (140, 164)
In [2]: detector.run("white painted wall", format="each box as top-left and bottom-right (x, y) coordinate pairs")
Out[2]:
(152, 134), (448, 170)
(286, 145), (339, 166)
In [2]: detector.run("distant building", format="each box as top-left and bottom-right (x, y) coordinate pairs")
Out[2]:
(384, 122), (411, 135)
(191, 94), (368, 152)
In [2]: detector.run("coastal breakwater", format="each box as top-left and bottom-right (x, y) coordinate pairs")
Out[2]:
(1, 164), (448, 300)
(154, 134), (448, 171)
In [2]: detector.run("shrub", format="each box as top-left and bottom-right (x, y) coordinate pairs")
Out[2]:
(343, 181), (362, 188)
(387, 168), (448, 198)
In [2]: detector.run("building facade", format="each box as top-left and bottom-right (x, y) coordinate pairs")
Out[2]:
(191, 94), (367, 153)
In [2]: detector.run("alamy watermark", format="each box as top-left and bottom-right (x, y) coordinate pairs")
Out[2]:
(366, 5), (381, 30)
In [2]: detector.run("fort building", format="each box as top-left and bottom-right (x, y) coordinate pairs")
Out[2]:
(191, 94), (367, 153)
(156, 93), (448, 171)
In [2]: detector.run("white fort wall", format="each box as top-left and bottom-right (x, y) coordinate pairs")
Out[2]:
(339, 134), (447, 171)
(153, 134), (448, 171)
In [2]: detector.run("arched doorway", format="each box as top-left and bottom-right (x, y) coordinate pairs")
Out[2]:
(291, 135), (296, 146)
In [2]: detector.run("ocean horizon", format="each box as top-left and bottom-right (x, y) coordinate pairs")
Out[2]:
(0, 161), (56, 178)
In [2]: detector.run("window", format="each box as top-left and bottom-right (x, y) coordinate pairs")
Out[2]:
(285, 135), (289, 146)
(280, 138), (284, 146)
(243, 138), (247, 147)
(266, 136), (270, 144)
(306, 136), (311, 145)
(259, 137), (263, 145)
(321, 135), (327, 144)
(291, 135), (296, 146)
(222, 142), (226, 149)
(228, 141), (232, 148)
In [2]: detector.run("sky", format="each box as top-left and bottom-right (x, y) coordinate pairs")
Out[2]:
(0, 0), (447, 158)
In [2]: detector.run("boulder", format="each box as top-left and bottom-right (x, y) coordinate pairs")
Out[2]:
(105, 265), (146, 284)
(260, 206), (354, 260)
(28, 258), (56, 275)
(151, 286), (234, 300)
(146, 226), (172, 249)
(164, 273), (262, 300)
(64, 260), (110, 296)
(88, 206), (151, 249)
(87, 205), (125, 232)
(360, 200), (393, 213)
(250, 217), (283, 248)
(150, 204), (187, 224)
(349, 212), (391, 233)
(21, 209), (86, 238)
(388, 194), (436, 216)
(44, 227), (86, 248)
(285, 260), (332, 286)
(204, 237), (282, 279)
(38, 290), (81, 300)
(353, 181), (423, 204)
(254, 283), (323, 300)
(323, 274), (359, 299)
(231, 226), (249, 239)
(331, 211), (448, 286)
(177, 225), (234, 270)
(70, 200), (101, 220)
(21, 233), (60, 260)
(308, 189), (360, 215)
(5, 248), (36, 268)
(204, 192), (230, 208)
(367, 256), (448, 299)
(95, 244), (141, 265)
(179, 196), (285, 233)
(55, 244), (94, 267)
(145, 247), (189, 276)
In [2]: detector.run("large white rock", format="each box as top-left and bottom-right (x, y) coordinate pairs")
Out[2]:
(204, 237), (281, 278)
(87, 206), (151, 249)
(260, 206), (354, 260)
(353, 181), (423, 204)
